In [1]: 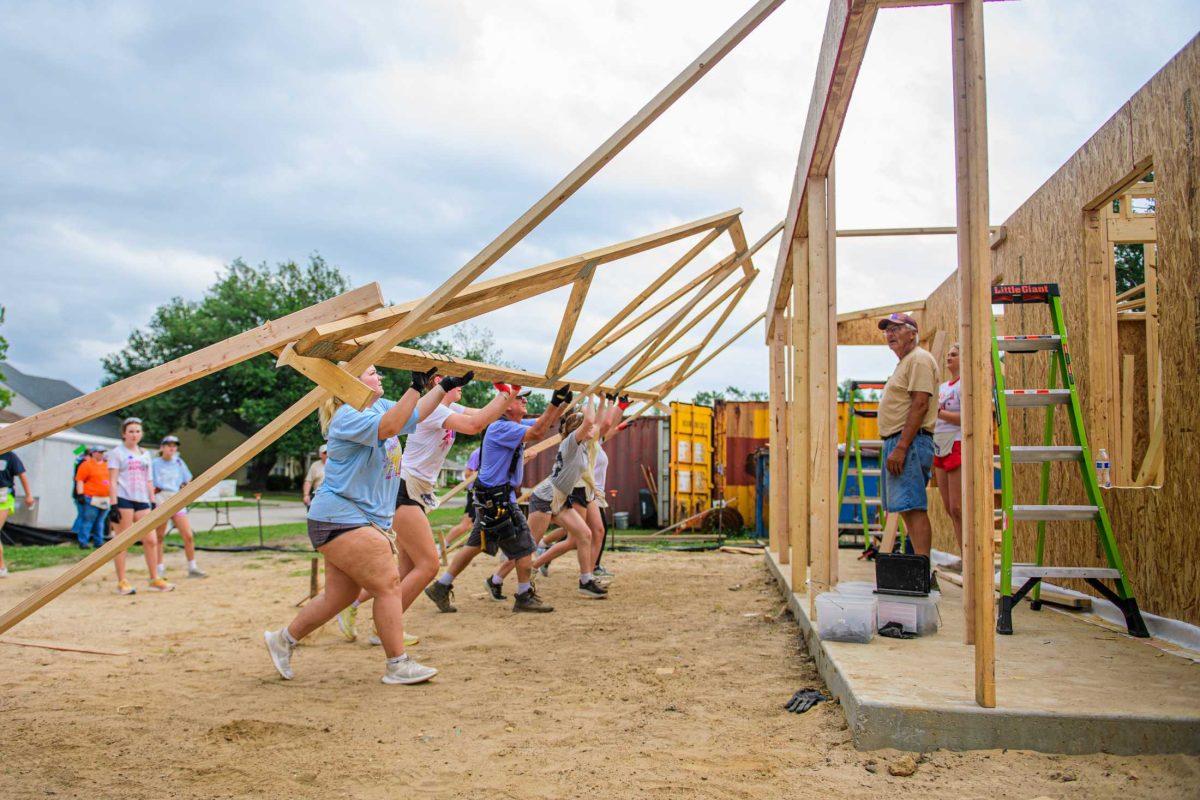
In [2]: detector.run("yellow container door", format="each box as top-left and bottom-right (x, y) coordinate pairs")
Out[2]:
(670, 401), (713, 525)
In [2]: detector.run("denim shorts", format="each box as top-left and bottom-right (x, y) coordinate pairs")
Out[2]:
(880, 431), (934, 512)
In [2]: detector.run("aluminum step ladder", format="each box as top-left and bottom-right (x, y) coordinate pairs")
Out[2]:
(991, 282), (1149, 637)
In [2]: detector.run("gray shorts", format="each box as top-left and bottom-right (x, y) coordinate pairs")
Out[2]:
(528, 486), (589, 517)
(307, 519), (364, 549)
(467, 502), (536, 560)
(528, 493), (553, 515)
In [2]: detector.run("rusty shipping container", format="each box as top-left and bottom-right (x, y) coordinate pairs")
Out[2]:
(522, 415), (669, 528)
(713, 400), (769, 530)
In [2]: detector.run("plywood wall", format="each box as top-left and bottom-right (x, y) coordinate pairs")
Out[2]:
(919, 35), (1200, 625)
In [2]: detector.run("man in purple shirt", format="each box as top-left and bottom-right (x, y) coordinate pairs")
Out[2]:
(426, 383), (570, 613)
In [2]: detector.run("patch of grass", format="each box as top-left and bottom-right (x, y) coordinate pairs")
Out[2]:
(2, 543), (92, 573)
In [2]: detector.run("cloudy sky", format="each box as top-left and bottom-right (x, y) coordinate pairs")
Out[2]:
(3, 1), (1197, 402)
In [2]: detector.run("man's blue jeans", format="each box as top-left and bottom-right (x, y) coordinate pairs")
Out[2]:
(72, 501), (107, 547)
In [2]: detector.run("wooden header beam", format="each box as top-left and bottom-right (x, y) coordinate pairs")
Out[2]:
(836, 298), (926, 323)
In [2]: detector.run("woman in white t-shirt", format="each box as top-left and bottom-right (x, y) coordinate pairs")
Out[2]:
(336, 375), (512, 643)
(933, 344), (964, 554)
(108, 418), (170, 594)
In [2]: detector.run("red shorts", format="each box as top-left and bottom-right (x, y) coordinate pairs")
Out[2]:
(933, 439), (962, 471)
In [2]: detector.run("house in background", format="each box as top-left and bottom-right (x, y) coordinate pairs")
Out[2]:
(0, 361), (122, 529)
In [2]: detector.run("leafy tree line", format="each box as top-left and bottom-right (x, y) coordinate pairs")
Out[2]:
(103, 256), (511, 487)
(691, 386), (767, 406)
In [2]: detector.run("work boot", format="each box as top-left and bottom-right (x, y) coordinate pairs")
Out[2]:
(424, 581), (458, 613)
(513, 587), (554, 613)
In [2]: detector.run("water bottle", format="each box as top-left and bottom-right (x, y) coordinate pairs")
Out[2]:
(1096, 448), (1111, 489)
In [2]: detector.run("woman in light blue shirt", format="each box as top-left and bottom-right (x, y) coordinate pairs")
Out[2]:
(152, 435), (206, 579)
(264, 365), (471, 686)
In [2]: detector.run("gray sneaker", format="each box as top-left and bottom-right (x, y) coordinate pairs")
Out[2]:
(513, 587), (554, 613)
(424, 581), (458, 613)
(187, 565), (208, 579)
(381, 656), (438, 685)
(263, 629), (295, 680)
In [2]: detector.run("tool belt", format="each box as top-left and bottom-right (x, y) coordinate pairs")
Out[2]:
(473, 481), (518, 555)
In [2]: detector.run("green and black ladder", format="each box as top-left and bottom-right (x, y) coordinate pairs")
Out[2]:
(991, 282), (1149, 637)
(836, 380), (886, 549)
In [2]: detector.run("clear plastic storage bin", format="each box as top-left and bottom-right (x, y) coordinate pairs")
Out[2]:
(875, 590), (942, 636)
(835, 581), (877, 597)
(815, 592), (877, 643)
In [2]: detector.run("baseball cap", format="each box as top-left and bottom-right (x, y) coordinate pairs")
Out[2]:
(160, 435), (180, 445)
(88, 445), (107, 453)
(877, 312), (919, 332)
(516, 388), (533, 399)
(319, 444), (328, 454)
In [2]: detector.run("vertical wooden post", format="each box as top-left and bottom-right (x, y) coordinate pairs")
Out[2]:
(768, 318), (790, 559)
(807, 175), (835, 613)
(1121, 355), (1135, 484)
(789, 239), (811, 593)
(1144, 242), (1160, 429)
(825, 160), (839, 588)
(781, 299), (794, 566)
(951, 0), (996, 709)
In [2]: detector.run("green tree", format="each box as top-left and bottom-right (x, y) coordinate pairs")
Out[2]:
(103, 256), (388, 487)
(692, 386), (767, 406)
(838, 378), (881, 402)
(0, 306), (11, 408)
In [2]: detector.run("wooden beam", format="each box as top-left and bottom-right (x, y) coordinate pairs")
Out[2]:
(0, 636), (130, 657)
(367, 0), (786, 356)
(768, 316), (789, 558)
(546, 261), (597, 379)
(836, 299), (926, 324)
(789, 237), (811, 591)
(768, 0), (878, 318)
(1121, 355), (1135, 485)
(727, 217), (757, 277)
(1106, 215), (1156, 244)
(275, 343), (376, 411)
(557, 224), (731, 375)
(296, 211), (741, 358)
(1144, 244), (1160, 433)
(951, 0), (996, 708)
(807, 173), (836, 613)
(0, 283), (384, 455)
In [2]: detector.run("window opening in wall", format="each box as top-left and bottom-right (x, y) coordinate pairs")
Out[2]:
(1092, 169), (1161, 488)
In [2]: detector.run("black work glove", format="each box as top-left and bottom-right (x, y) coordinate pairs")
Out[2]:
(784, 688), (829, 714)
(550, 385), (573, 407)
(604, 392), (617, 402)
(409, 367), (437, 393)
(439, 371), (474, 392)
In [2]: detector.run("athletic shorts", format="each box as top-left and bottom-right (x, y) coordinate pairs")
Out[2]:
(880, 431), (934, 513)
(466, 502), (536, 560)
(933, 439), (962, 472)
(307, 519), (364, 550)
(395, 479), (424, 510)
(0, 495), (13, 514)
(527, 486), (588, 517)
(116, 498), (151, 512)
(154, 489), (188, 516)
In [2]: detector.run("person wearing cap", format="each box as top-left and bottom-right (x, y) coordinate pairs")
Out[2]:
(876, 312), (939, 560)
(425, 384), (569, 614)
(73, 446), (111, 548)
(302, 445), (328, 508)
(0, 449), (35, 576)
(153, 435), (205, 579)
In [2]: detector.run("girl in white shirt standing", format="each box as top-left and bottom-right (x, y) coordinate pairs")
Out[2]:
(109, 418), (171, 594)
(933, 344), (964, 555)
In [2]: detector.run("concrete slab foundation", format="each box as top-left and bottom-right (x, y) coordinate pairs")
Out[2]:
(765, 549), (1200, 754)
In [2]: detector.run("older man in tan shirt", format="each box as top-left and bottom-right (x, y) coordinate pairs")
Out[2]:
(876, 312), (939, 557)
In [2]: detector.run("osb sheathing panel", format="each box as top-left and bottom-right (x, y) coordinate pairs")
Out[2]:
(922, 35), (1199, 624)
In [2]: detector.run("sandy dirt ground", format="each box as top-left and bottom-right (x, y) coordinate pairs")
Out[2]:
(0, 545), (1196, 799)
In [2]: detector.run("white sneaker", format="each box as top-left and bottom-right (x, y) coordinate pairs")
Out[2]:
(263, 629), (295, 680)
(381, 656), (437, 685)
(0, 567), (8, 577)
(156, 563), (166, 578)
(187, 565), (208, 578)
